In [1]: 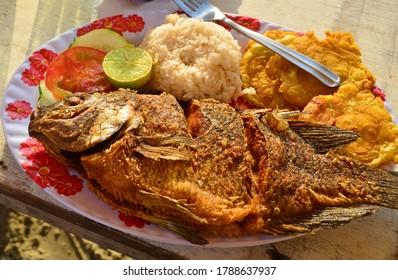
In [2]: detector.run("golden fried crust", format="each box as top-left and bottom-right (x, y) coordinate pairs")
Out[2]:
(289, 31), (375, 91)
(244, 114), (385, 221)
(240, 30), (376, 109)
(81, 97), (259, 229)
(240, 30), (298, 109)
(300, 84), (398, 167)
(30, 89), (398, 241)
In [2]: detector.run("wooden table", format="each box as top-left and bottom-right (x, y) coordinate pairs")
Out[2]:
(1, 0), (398, 259)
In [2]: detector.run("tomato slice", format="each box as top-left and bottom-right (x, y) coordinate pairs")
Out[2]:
(45, 46), (115, 100)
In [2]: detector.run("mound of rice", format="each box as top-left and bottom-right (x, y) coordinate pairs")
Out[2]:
(140, 14), (242, 103)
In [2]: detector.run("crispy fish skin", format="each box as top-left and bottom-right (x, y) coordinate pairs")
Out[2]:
(28, 89), (398, 244)
(242, 113), (398, 234)
(255, 115), (369, 217)
(80, 92), (258, 239)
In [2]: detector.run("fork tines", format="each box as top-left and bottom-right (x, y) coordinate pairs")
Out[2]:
(174, 0), (203, 13)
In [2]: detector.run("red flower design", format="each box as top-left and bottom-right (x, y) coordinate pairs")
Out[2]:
(19, 138), (45, 159)
(54, 175), (83, 196)
(228, 15), (261, 31)
(76, 14), (147, 36)
(125, 14), (145, 33)
(215, 20), (231, 31)
(76, 24), (96, 37)
(6, 100), (33, 120)
(371, 85), (386, 101)
(19, 139), (82, 196)
(119, 212), (148, 228)
(173, 10), (186, 15)
(90, 15), (127, 35)
(215, 15), (262, 31)
(21, 67), (44, 86)
(21, 152), (70, 189)
(29, 49), (57, 73)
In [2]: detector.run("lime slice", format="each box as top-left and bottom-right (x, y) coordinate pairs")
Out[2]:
(103, 46), (153, 89)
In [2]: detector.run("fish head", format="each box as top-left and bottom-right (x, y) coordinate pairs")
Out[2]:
(29, 89), (139, 153)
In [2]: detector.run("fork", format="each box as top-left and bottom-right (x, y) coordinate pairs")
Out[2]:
(173, 0), (341, 88)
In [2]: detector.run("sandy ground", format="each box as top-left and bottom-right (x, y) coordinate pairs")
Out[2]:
(0, 205), (131, 260)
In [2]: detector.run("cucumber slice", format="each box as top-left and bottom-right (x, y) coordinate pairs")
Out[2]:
(70, 29), (129, 52)
(38, 80), (66, 106)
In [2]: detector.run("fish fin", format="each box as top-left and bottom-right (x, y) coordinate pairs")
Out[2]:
(341, 162), (398, 210)
(388, 171), (398, 177)
(239, 109), (307, 119)
(137, 143), (192, 160)
(266, 205), (377, 234)
(138, 190), (206, 224)
(136, 136), (196, 160)
(240, 109), (358, 153)
(278, 169), (398, 231)
(288, 121), (359, 153)
(138, 214), (209, 245)
(140, 135), (196, 147)
(372, 172), (398, 209)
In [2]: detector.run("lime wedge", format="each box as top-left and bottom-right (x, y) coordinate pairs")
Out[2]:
(103, 45), (153, 89)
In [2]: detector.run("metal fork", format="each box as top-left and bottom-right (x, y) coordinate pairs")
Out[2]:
(173, 0), (341, 87)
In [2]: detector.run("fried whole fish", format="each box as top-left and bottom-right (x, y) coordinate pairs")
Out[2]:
(29, 89), (398, 244)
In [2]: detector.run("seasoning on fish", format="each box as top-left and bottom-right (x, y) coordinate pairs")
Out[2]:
(29, 89), (398, 245)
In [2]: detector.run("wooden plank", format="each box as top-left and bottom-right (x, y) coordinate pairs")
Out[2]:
(0, 181), (186, 260)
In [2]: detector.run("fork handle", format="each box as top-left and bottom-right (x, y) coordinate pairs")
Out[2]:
(221, 17), (341, 88)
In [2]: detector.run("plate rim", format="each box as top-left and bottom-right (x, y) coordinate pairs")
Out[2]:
(1, 9), (395, 247)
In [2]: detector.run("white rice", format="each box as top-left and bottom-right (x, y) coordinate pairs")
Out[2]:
(140, 14), (242, 103)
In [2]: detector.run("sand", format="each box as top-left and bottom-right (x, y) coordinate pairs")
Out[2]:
(0, 205), (131, 260)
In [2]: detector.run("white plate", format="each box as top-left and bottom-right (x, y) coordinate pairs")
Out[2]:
(1, 10), (394, 247)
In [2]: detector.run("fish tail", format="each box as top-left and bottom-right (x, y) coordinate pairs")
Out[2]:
(266, 205), (378, 234)
(138, 214), (209, 245)
(262, 171), (398, 234)
(372, 171), (398, 209)
(323, 153), (398, 210)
